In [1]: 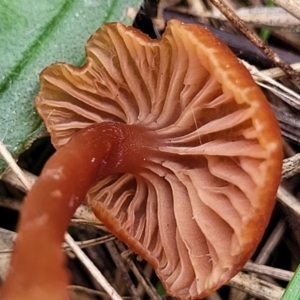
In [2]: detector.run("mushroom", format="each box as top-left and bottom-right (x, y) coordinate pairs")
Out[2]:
(0, 20), (282, 300)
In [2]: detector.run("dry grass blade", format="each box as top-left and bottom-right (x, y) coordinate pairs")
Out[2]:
(105, 241), (140, 298)
(282, 153), (300, 179)
(277, 186), (300, 218)
(203, 7), (300, 32)
(64, 233), (123, 300)
(0, 141), (31, 191)
(68, 285), (121, 300)
(63, 235), (116, 252)
(255, 219), (286, 264)
(0, 228), (16, 280)
(118, 242), (163, 300)
(253, 63), (300, 81)
(230, 219), (286, 300)
(272, 0), (300, 20)
(229, 272), (285, 300)
(243, 60), (300, 110)
(244, 262), (294, 281)
(271, 106), (300, 145)
(0, 167), (36, 193)
(0, 195), (22, 212)
(124, 257), (163, 300)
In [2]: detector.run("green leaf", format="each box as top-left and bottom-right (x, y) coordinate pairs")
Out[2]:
(282, 264), (300, 300)
(0, 0), (143, 173)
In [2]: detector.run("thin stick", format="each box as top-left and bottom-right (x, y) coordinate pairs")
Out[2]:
(0, 140), (31, 190)
(282, 153), (300, 179)
(272, 0), (300, 20)
(63, 235), (115, 251)
(229, 272), (285, 300)
(208, 0), (300, 86)
(125, 258), (163, 300)
(106, 241), (140, 298)
(64, 233), (122, 300)
(118, 242), (162, 300)
(253, 63), (300, 81)
(242, 60), (300, 110)
(277, 186), (300, 218)
(254, 219), (286, 263)
(244, 262), (293, 281)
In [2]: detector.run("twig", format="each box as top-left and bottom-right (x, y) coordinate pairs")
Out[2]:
(118, 242), (162, 300)
(68, 285), (113, 299)
(244, 262), (294, 281)
(124, 257), (163, 300)
(272, 0), (300, 20)
(231, 219), (286, 300)
(208, 0), (300, 86)
(106, 241), (140, 299)
(255, 219), (286, 264)
(229, 272), (285, 300)
(0, 140), (32, 190)
(282, 153), (300, 179)
(253, 63), (300, 81)
(153, 0), (181, 30)
(162, 10), (300, 68)
(277, 186), (300, 218)
(0, 234), (116, 255)
(243, 60), (300, 110)
(64, 235), (115, 251)
(64, 233), (123, 300)
(0, 228), (16, 280)
(203, 7), (300, 32)
(0, 195), (22, 211)
(271, 106), (300, 145)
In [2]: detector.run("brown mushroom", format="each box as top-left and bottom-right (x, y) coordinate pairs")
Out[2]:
(0, 20), (282, 300)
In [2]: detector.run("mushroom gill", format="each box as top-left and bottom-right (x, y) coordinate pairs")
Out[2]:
(35, 20), (282, 299)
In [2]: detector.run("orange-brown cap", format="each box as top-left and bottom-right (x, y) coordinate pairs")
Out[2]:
(36, 20), (283, 299)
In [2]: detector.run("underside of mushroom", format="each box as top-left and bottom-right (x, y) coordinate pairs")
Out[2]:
(35, 21), (282, 299)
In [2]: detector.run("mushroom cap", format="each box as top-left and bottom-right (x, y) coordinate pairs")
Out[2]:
(35, 21), (283, 299)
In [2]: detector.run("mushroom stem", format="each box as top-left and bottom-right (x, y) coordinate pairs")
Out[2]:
(1, 122), (155, 300)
